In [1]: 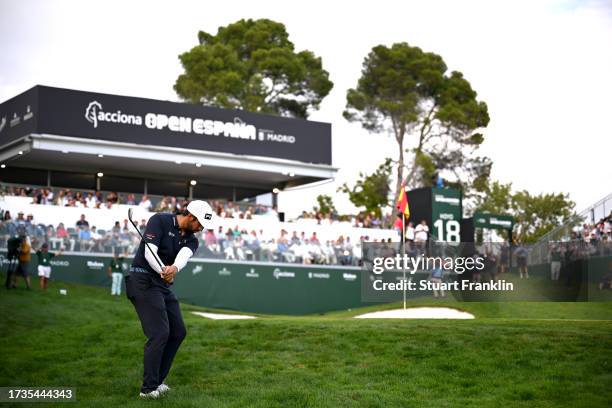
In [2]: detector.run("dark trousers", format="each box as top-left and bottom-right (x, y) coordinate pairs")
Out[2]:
(5, 258), (17, 289)
(125, 272), (187, 393)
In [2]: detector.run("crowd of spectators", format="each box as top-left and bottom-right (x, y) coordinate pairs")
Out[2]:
(201, 227), (364, 265)
(0, 206), (370, 266)
(1, 183), (399, 229)
(571, 213), (612, 244)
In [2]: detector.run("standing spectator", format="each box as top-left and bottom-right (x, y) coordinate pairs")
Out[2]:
(76, 214), (89, 230)
(498, 241), (510, 275)
(5, 234), (22, 289)
(414, 220), (429, 252)
(514, 243), (529, 279)
(550, 244), (562, 281)
(13, 233), (32, 289)
(406, 221), (415, 250)
(36, 243), (62, 290)
(2, 210), (11, 221)
(430, 266), (445, 298)
(108, 252), (125, 296)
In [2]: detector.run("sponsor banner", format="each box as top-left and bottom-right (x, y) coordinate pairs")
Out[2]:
(473, 212), (514, 230)
(0, 85), (332, 165)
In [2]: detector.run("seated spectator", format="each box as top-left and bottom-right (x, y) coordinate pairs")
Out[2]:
(90, 226), (104, 252)
(139, 219), (146, 234)
(205, 229), (220, 255)
(138, 195), (152, 211)
(78, 225), (93, 251)
(260, 239), (276, 262)
(85, 192), (98, 208)
(126, 193), (136, 205)
(290, 231), (300, 245)
(156, 197), (170, 212)
(15, 211), (26, 226)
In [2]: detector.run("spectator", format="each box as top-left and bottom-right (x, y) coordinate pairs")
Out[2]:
(138, 195), (152, 211)
(13, 233), (32, 289)
(406, 222), (415, 249)
(86, 192), (97, 208)
(126, 194), (136, 205)
(76, 214), (89, 230)
(90, 226), (104, 252)
(550, 244), (562, 281)
(36, 243), (62, 290)
(79, 226), (93, 251)
(514, 243), (529, 279)
(310, 231), (320, 245)
(430, 266), (445, 298)
(2, 210), (11, 221)
(139, 219), (147, 234)
(290, 231), (300, 245)
(108, 252), (125, 296)
(414, 220), (429, 251)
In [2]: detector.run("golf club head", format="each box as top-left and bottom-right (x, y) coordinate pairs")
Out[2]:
(128, 207), (133, 221)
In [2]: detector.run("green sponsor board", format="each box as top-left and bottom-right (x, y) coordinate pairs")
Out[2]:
(431, 187), (462, 243)
(175, 262), (363, 315)
(0, 251), (365, 315)
(473, 212), (514, 230)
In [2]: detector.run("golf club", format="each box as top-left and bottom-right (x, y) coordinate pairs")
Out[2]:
(127, 207), (164, 270)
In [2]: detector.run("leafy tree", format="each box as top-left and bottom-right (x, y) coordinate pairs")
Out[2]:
(338, 158), (392, 218)
(313, 194), (336, 216)
(477, 181), (576, 243)
(175, 19), (333, 118)
(344, 42), (490, 204)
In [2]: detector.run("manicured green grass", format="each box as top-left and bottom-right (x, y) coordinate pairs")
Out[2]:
(1, 277), (611, 407)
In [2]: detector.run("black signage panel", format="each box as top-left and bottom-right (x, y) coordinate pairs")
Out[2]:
(34, 86), (331, 164)
(0, 87), (39, 146)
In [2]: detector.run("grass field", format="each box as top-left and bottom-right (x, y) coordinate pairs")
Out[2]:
(1, 276), (611, 407)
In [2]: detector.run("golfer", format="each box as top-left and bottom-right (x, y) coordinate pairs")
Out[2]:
(126, 200), (216, 398)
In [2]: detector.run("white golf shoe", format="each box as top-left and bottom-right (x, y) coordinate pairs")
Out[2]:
(139, 389), (160, 399)
(157, 383), (171, 395)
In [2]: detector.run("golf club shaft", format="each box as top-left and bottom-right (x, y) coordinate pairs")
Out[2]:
(127, 209), (165, 270)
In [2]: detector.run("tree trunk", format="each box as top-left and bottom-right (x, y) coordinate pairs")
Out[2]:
(394, 134), (404, 210)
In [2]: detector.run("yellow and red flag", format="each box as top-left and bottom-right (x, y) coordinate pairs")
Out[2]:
(396, 183), (410, 219)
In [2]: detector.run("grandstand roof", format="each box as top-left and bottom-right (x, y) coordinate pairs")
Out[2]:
(0, 86), (337, 199)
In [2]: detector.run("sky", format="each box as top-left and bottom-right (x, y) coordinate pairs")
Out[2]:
(1, 0), (611, 219)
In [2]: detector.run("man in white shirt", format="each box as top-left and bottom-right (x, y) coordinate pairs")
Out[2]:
(414, 220), (429, 252)
(139, 195), (152, 211)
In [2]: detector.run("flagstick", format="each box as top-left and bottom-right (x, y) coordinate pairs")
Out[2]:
(402, 212), (406, 310)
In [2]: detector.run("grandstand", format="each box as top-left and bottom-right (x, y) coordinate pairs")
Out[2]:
(529, 192), (612, 265)
(0, 185), (396, 265)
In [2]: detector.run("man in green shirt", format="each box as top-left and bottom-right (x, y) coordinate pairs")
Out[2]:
(36, 243), (62, 290)
(108, 253), (125, 296)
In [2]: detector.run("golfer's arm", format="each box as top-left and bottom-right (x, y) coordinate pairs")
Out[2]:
(172, 247), (194, 272)
(144, 243), (163, 274)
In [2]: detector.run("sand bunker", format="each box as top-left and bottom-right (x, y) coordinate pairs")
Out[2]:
(354, 307), (475, 319)
(191, 311), (257, 320)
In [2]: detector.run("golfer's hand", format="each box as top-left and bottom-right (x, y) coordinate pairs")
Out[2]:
(161, 265), (178, 283)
